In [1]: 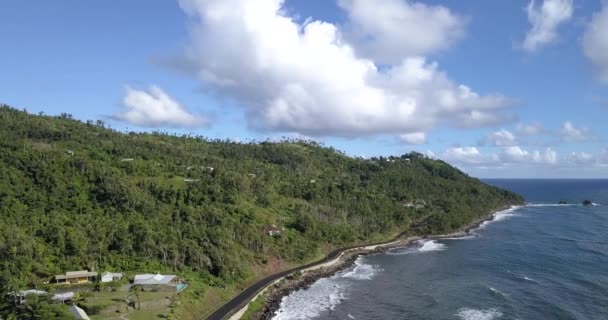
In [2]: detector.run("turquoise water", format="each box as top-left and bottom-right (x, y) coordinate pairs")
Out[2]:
(274, 179), (608, 320)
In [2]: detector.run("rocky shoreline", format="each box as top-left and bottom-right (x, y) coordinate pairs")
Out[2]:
(246, 205), (517, 320)
(254, 245), (390, 320)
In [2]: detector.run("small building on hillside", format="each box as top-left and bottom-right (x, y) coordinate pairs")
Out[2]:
(54, 270), (98, 284)
(132, 273), (185, 292)
(100, 272), (123, 283)
(69, 305), (91, 320)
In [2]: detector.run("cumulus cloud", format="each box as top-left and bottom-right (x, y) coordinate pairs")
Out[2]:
(516, 122), (544, 136)
(114, 86), (207, 128)
(441, 145), (557, 167)
(568, 151), (594, 164)
(523, 0), (573, 52)
(499, 146), (557, 164)
(337, 0), (466, 64)
(442, 147), (487, 165)
(482, 129), (518, 147)
(560, 121), (591, 142)
(177, 0), (512, 138)
(398, 132), (427, 145)
(583, 4), (608, 82)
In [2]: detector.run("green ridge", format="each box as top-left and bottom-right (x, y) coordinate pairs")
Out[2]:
(0, 105), (524, 319)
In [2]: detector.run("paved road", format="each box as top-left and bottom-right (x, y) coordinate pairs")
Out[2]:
(204, 232), (410, 320)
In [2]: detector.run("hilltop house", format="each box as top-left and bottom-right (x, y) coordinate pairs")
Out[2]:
(54, 270), (98, 284)
(132, 273), (186, 292)
(100, 272), (123, 283)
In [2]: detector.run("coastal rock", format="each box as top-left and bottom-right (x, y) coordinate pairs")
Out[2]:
(256, 247), (387, 320)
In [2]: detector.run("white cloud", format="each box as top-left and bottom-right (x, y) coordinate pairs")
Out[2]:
(114, 86), (207, 128)
(560, 121), (590, 142)
(500, 146), (556, 164)
(483, 129), (517, 146)
(499, 146), (557, 164)
(441, 145), (558, 167)
(523, 0), (573, 52)
(399, 132), (426, 145)
(516, 122), (544, 136)
(442, 146), (484, 164)
(177, 0), (512, 138)
(337, 0), (466, 64)
(568, 151), (594, 164)
(583, 4), (608, 82)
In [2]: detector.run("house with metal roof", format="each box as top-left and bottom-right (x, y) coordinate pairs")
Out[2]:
(52, 291), (75, 303)
(132, 273), (187, 292)
(69, 305), (91, 320)
(54, 270), (98, 284)
(100, 271), (123, 283)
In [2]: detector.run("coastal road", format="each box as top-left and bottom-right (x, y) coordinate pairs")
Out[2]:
(204, 232), (410, 320)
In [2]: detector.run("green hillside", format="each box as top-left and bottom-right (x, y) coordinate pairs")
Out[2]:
(0, 105), (523, 318)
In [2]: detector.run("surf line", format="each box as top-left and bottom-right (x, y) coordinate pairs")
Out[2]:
(209, 205), (520, 320)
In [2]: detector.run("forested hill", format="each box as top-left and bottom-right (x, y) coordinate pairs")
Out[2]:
(0, 106), (522, 299)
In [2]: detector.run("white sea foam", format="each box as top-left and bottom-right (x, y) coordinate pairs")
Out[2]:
(273, 258), (381, 319)
(527, 203), (578, 207)
(340, 258), (381, 280)
(347, 314), (356, 319)
(443, 234), (478, 240)
(273, 278), (345, 320)
(418, 240), (447, 252)
(488, 286), (509, 298)
(477, 206), (522, 230)
(457, 308), (503, 320)
(523, 276), (535, 282)
(386, 239), (447, 255)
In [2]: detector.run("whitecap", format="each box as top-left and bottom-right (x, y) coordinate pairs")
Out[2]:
(443, 234), (479, 240)
(523, 276), (535, 282)
(477, 206), (523, 229)
(273, 278), (345, 320)
(347, 314), (356, 319)
(456, 308), (503, 320)
(386, 240), (447, 255)
(418, 240), (447, 252)
(488, 286), (509, 298)
(340, 258), (381, 280)
(527, 203), (578, 207)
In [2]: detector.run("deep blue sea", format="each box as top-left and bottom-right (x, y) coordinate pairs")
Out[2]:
(273, 179), (608, 320)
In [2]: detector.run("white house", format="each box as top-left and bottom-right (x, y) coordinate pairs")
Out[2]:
(133, 273), (176, 286)
(101, 272), (123, 283)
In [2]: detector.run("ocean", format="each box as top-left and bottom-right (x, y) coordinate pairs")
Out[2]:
(272, 179), (608, 320)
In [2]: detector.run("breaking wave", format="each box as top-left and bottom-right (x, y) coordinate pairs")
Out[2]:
(418, 240), (447, 252)
(456, 308), (503, 320)
(341, 258), (382, 280)
(386, 239), (447, 255)
(273, 278), (345, 320)
(273, 258), (380, 319)
(478, 206), (522, 229)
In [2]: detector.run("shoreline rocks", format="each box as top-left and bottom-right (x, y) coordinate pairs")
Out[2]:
(248, 205), (516, 320)
(256, 246), (388, 320)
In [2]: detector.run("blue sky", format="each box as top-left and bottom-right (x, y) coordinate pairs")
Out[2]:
(1, 0), (607, 178)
